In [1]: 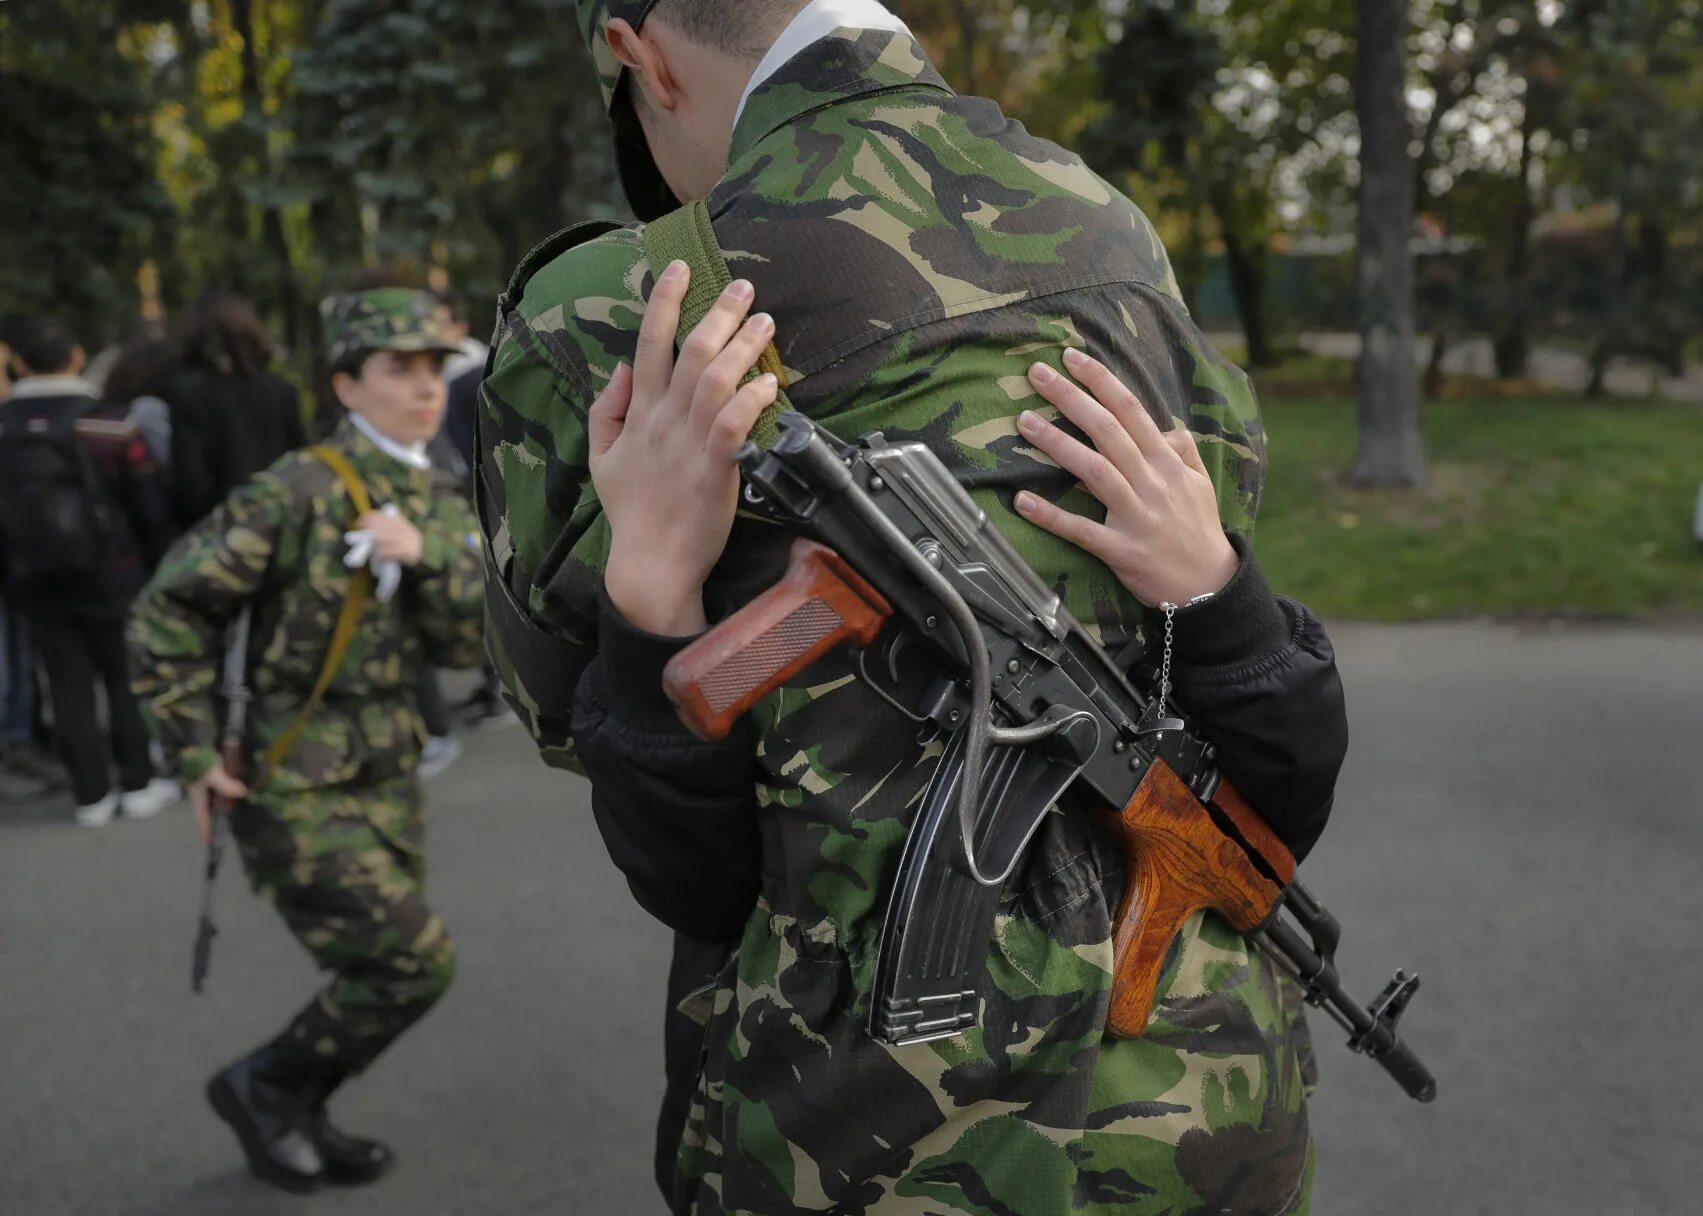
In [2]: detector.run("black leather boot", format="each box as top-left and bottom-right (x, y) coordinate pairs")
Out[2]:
(205, 1044), (326, 1193)
(304, 1064), (395, 1186)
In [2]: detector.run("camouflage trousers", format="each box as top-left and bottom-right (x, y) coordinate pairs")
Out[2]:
(233, 777), (456, 1075)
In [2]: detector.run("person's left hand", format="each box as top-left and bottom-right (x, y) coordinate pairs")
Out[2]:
(1013, 348), (1238, 608)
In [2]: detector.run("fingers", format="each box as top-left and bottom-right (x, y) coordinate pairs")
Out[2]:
(1013, 489), (1120, 559)
(673, 279), (757, 389)
(707, 373), (780, 461)
(1017, 406), (1142, 515)
(1164, 425), (1209, 475)
(635, 260), (689, 401)
(1060, 348), (1173, 464)
(692, 311), (775, 429)
(588, 362), (634, 463)
(1027, 360), (1151, 490)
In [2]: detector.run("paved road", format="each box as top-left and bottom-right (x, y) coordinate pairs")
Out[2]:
(3, 623), (1699, 1215)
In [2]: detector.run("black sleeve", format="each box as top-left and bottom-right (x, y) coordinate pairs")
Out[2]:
(571, 588), (764, 941)
(165, 381), (215, 528)
(1139, 534), (1349, 861)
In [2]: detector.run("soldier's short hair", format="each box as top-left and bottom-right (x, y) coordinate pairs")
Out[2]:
(10, 316), (78, 376)
(649, 0), (810, 59)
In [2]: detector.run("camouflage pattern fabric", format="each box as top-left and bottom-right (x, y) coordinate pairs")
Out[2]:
(130, 417), (484, 1069)
(479, 22), (1304, 1216)
(237, 778), (457, 1073)
(321, 287), (462, 367)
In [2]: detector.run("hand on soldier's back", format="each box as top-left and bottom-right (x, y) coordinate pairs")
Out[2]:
(590, 262), (781, 637)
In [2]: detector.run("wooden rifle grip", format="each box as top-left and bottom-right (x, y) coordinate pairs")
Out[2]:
(1211, 777), (1296, 886)
(1100, 760), (1286, 1039)
(663, 538), (893, 741)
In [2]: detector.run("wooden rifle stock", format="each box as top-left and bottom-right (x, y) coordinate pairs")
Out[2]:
(1099, 761), (1292, 1038)
(664, 538), (894, 742)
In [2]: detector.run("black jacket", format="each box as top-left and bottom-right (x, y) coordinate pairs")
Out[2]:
(569, 534), (1348, 1199)
(163, 366), (306, 527)
(0, 387), (177, 615)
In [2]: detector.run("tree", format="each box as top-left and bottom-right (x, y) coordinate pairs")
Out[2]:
(1349, 0), (1426, 487)
(1083, 0), (1356, 366)
(1557, 0), (1703, 393)
(0, 0), (179, 341)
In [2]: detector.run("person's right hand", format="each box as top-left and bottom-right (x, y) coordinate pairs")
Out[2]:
(590, 262), (781, 636)
(189, 761), (248, 846)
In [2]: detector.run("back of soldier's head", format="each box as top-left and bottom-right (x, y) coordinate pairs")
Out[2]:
(10, 316), (81, 378)
(646, 0), (810, 60)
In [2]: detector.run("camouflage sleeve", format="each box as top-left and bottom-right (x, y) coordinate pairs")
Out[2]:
(478, 225), (649, 770)
(127, 471), (295, 783)
(411, 487), (486, 670)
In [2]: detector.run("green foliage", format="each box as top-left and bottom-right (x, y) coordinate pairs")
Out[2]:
(0, 1), (178, 338)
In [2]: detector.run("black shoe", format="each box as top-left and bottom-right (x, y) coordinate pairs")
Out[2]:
(301, 1061), (395, 1186)
(206, 1048), (326, 1193)
(308, 1111), (394, 1186)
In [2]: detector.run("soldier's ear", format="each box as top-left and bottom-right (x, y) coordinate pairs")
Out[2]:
(606, 18), (682, 111)
(329, 370), (363, 411)
(68, 345), (87, 376)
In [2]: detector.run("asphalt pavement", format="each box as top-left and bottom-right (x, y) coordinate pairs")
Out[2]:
(2, 622), (1699, 1215)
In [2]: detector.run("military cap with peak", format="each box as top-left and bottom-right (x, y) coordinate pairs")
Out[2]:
(320, 288), (460, 367)
(574, 0), (681, 221)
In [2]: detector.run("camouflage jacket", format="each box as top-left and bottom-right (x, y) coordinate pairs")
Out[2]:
(481, 27), (1325, 1216)
(130, 418), (484, 819)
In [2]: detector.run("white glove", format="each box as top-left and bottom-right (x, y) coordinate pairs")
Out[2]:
(344, 504), (404, 603)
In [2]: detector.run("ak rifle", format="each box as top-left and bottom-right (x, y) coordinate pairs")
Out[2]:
(662, 412), (1436, 1103)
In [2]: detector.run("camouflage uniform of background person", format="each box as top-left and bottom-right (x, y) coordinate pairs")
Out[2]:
(129, 288), (486, 1194)
(479, 3), (1345, 1213)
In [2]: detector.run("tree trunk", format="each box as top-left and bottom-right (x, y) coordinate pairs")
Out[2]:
(1423, 331), (1448, 399)
(1493, 119), (1534, 379)
(1217, 219), (1273, 367)
(1348, 0), (1426, 487)
(954, 0), (980, 96)
(233, 0), (300, 349)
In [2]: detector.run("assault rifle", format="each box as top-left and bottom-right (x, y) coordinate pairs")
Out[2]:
(662, 412), (1436, 1102)
(191, 606), (253, 994)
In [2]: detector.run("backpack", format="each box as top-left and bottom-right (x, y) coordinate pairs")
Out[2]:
(0, 405), (117, 586)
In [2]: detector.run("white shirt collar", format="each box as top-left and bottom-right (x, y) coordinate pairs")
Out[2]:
(7, 375), (97, 400)
(349, 411), (433, 471)
(734, 0), (913, 127)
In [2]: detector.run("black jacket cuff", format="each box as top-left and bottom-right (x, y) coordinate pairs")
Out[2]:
(1142, 533), (1290, 668)
(595, 587), (702, 736)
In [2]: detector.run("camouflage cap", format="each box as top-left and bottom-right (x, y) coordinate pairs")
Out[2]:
(573, 0), (679, 221)
(319, 288), (460, 368)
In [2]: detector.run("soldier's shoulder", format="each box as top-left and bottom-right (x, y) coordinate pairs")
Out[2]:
(256, 445), (343, 514)
(507, 221), (647, 320)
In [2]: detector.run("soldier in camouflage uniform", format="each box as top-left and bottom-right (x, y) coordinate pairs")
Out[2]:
(130, 288), (486, 1194)
(479, 3), (1348, 1212)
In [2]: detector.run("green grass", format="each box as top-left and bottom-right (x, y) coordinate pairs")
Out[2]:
(1251, 393), (1703, 621)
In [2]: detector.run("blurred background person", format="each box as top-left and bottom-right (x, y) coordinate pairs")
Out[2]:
(102, 322), (180, 482)
(0, 316), (178, 826)
(0, 317), (55, 803)
(429, 290), (510, 731)
(166, 289), (306, 528)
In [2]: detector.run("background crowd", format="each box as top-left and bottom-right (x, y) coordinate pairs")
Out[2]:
(0, 289), (507, 826)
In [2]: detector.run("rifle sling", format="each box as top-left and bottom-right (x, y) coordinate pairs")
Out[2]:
(263, 445), (374, 774)
(642, 200), (796, 450)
